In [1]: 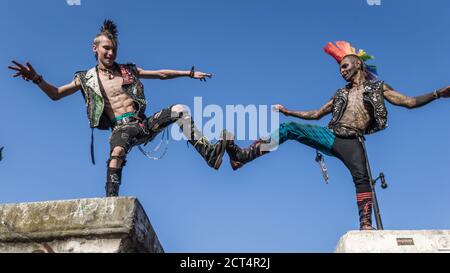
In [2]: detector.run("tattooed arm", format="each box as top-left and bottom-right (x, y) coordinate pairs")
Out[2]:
(383, 83), (450, 109)
(273, 99), (333, 120)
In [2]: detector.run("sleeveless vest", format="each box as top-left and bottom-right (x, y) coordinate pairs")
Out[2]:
(328, 80), (388, 136)
(74, 63), (147, 130)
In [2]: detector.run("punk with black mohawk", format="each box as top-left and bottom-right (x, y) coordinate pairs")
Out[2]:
(9, 16), (215, 198)
(94, 19), (119, 52)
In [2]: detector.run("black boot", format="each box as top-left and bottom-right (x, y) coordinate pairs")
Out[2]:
(357, 192), (374, 230)
(188, 130), (228, 170)
(179, 116), (228, 170)
(226, 139), (269, 170)
(106, 167), (122, 197)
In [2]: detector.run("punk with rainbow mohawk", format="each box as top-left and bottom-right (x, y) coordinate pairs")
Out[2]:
(323, 41), (378, 79)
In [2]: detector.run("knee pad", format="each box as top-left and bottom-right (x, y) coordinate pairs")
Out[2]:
(107, 155), (127, 167)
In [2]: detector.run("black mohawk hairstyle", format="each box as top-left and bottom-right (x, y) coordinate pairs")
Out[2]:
(99, 19), (118, 44)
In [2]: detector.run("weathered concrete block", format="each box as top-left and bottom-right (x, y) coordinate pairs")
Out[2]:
(335, 230), (450, 253)
(0, 197), (164, 253)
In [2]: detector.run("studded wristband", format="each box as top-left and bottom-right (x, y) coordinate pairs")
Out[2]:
(32, 75), (43, 85)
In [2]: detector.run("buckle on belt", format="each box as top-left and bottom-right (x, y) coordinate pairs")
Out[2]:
(112, 116), (137, 128)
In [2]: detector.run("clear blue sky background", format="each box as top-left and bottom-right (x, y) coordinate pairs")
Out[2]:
(1, 0), (449, 252)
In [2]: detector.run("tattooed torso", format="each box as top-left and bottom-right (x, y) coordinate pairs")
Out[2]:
(335, 85), (372, 135)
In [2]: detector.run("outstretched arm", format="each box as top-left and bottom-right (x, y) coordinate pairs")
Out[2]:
(137, 66), (212, 81)
(8, 60), (80, 101)
(383, 83), (450, 109)
(273, 99), (333, 120)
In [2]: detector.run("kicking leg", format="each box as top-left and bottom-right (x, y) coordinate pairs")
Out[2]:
(172, 104), (228, 170)
(226, 122), (335, 170)
(146, 104), (228, 170)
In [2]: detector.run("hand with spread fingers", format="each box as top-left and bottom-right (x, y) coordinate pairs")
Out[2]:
(8, 60), (40, 83)
(189, 66), (213, 82)
(437, 86), (450, 98)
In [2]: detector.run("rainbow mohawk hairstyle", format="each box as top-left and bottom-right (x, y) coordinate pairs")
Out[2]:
(323, 41), (378, 78)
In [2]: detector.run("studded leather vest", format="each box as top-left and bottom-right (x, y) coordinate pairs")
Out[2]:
(328, 80), (388, 136)
(74, 63), (147, 130)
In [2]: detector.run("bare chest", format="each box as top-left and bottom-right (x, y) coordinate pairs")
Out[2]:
(99, 73), (126, 98)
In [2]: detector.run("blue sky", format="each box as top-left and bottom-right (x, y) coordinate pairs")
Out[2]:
(1, 0), (449, 252)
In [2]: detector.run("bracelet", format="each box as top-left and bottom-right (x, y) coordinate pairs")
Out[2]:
(433, 90), (440, 99)
(32, 75), (43, 85)
(189, 66), (195, 78)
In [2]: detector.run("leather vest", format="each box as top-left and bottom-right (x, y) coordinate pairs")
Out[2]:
(74, 63), (147, 130)
(328, 80), (388, 136)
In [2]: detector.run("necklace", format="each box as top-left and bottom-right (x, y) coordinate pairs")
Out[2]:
(98, 66), (115, 80)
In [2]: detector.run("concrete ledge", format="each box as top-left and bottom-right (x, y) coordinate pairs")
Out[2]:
(335, 230), (450, 253)
(0, 197), (164, 253)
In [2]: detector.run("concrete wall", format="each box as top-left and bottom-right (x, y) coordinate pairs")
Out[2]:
(0, 197), (164, 253)
(336, 230), (450, 253)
